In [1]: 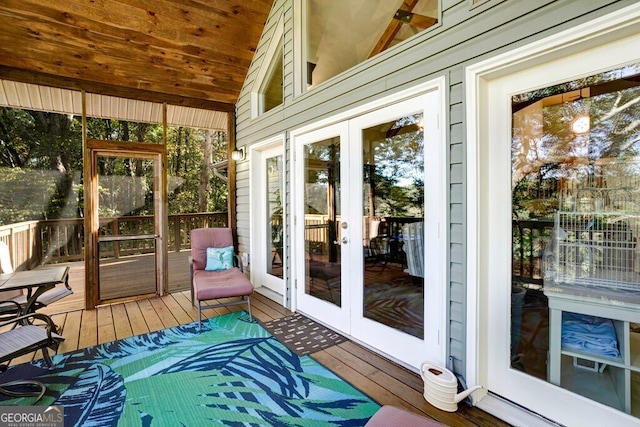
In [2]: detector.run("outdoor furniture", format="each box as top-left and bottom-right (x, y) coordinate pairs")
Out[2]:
(0, 311), (65, 402)
(190, 228), (254, 330)
(402, 222), (424, 278)
(0, 267), (71, 318)
(0, 300), (22, 322)
(0, 242), (72, 315)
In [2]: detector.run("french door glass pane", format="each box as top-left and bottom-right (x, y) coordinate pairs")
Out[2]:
(304, 137), (341, 306)
(511, 63), (640, 418)
(362, 113), (424, 339)
(267, 155), (284, 279)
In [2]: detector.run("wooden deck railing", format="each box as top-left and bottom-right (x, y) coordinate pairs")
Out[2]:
(3, 216), (552, 286)
(0, 212), (228, 267)
(0, 220), (41, 271)
(512, 218), (554, 287)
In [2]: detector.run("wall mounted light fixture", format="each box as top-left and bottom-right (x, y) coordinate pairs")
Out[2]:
(231, 146), (246, 161)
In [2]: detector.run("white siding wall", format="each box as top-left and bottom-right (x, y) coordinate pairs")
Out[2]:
(234, 0), (633, 375)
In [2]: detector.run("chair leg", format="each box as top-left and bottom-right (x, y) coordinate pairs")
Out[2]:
(246, 296), (253, 321)
(198, 301), (202, 331)
(0, 379), (46, 403)
(41, 347), (56, 368)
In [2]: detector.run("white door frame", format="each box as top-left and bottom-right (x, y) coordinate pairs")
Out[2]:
(249, 135), (286, 304)
(291, 78), (447, 369)
(466, 4), (640, 425)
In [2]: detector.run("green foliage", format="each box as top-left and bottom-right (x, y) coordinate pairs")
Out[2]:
(0, 109), (82, 224)
(0, 108), (228, 225)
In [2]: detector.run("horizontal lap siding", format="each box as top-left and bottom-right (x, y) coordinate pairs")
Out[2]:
(234, 0), (630, 377)
(449, 62), (466, 372)
(235, 0), (289, 263)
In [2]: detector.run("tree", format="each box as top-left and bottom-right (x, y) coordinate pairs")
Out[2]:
(0, 108), (229, 225)
(511, 70), (640, 220)
(0, 109), (82, 224)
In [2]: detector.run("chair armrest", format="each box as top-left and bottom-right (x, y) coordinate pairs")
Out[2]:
(0, 300), (22, 312)
(0, 300), (22, 320)
(0, 312), (58, 340)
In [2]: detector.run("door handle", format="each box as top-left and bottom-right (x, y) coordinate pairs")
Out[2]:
(333, 237), (349, 245)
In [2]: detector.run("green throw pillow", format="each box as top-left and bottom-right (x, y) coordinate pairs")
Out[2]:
(205, 246), (234, 271)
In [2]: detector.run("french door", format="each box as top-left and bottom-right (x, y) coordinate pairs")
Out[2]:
(293, 90), (445, 368)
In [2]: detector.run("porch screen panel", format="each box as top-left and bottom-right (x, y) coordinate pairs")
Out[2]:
(97, 155), (156, 300)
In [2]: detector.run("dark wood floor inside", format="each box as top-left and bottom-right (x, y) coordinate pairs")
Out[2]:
(9, 288), (509, 426)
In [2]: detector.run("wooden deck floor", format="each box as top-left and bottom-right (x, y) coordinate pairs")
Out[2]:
(8, 259), (509, 427)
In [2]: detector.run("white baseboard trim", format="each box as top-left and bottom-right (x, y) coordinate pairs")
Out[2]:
(254, 286), (284, 305)
(476, 393), (562, 427)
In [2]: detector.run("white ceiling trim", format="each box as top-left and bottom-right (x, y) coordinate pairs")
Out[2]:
(0, 80), (228, 131)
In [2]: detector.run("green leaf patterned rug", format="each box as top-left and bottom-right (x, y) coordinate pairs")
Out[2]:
(0, 312), (380, 426)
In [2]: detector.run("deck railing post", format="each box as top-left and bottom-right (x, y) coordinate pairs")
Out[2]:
(174, 216), (181, 252)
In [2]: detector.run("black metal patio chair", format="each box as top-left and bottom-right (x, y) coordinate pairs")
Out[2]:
(0, 311), (65, 402)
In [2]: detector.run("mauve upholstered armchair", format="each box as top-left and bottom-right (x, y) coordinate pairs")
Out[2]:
(189, 228), (254, 330)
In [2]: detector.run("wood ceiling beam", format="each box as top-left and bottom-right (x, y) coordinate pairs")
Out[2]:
(369, 0), (419, 59)
(394, 10), (437, 30)
(0, 66), (235, 112)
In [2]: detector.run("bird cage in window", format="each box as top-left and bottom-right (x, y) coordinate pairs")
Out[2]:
(545, 186), (640, 293)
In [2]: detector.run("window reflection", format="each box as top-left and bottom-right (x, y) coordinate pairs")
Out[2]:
(362, 113), (425, 338)
(511, 63), (640, 418)
(304, 137), (341, 306)
(267, 155), (284, 279)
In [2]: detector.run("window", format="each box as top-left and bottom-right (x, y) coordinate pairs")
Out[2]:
(252, 16), (284, 117)
(469, 10), (640, 424)
(261, 43), (283, 113)
(511, 63), (640, 418)
(303, 0), (439, 90)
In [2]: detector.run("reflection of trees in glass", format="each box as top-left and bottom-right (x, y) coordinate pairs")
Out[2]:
(367, 114), (424, 217)
(512, 64), (640, 105)
(305, 139), (339, 215)
(511, 65), (640, 220)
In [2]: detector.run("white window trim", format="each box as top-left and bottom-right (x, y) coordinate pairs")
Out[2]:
(250, 14), (284, 118)
(465, 3), (640, 425)
(292, 1), (443, 99)
(248, 134), (286, 304)
(290, 78), (446, 139)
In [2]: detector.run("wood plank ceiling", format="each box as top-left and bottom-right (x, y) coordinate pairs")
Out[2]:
(0, 0), (273, 112)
